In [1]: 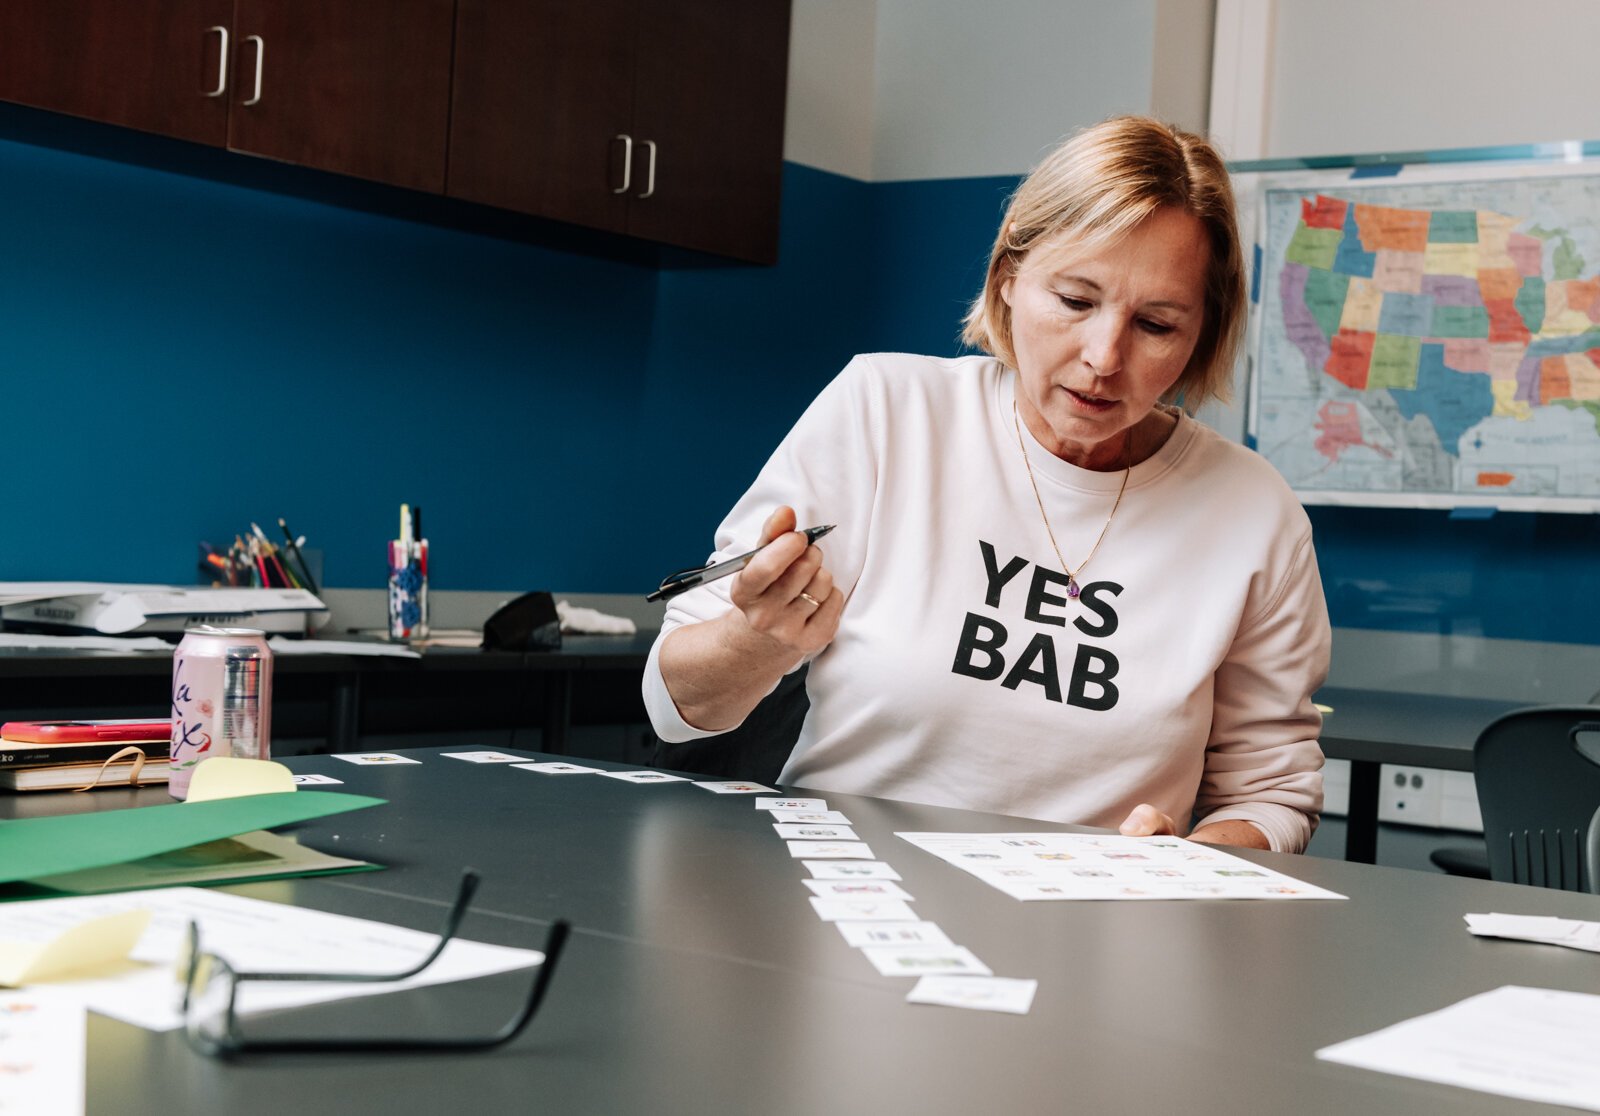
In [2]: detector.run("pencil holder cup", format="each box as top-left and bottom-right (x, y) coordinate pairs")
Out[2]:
(387, 539), (429, 640)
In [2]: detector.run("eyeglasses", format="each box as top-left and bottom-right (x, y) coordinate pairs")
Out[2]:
(179, 871), (569, 1056)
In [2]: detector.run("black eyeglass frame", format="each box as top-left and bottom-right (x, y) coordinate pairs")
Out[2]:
(180, 870), (570, 1057)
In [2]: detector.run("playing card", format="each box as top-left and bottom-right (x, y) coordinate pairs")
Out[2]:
(331, 752), (421, 765)
(439, 751), (529, 763)
(694, 781), (777, 794)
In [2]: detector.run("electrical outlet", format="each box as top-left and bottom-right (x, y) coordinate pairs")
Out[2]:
(1377, 765), (1444, 827)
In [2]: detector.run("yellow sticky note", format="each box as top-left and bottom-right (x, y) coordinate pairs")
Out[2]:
(0, 909), (152, 987)
(186, 758), (297, 803)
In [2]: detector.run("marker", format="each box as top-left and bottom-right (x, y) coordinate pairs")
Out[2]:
(646, 525), (835, 602)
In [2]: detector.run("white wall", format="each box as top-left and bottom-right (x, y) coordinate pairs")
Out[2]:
(786, 0), (1214, 182)
(1267, 0), (1600, 157)
(784, 0), (879, 180)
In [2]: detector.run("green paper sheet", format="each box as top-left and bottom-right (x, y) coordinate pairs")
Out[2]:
(0, 791), (385, 886)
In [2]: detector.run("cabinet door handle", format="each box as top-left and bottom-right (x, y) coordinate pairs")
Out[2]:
(242, 35), (264, 106)
(203, 26), (229, 97)
(612, 134), (633, 194)
(637, 140), (657, 199)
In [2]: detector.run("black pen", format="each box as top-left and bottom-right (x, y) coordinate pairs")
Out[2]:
(646, 525), (835, 602)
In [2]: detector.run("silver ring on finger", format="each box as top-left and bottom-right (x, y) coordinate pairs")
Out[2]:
(797, 592), (821, 608)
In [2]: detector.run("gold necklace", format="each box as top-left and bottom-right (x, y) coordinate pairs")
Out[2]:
(1012, 399), (1130, 599)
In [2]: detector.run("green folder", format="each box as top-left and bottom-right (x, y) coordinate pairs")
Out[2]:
(0, 791), (385, 891)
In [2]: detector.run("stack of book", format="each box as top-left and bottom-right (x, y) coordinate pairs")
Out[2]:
(0, 724), (172, 792)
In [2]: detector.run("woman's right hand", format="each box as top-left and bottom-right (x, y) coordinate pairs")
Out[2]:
(727, 505), (843, 659)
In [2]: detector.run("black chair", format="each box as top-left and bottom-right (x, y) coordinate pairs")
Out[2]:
(1472, 705), (1600, 892)
(650, 665), (809, 784)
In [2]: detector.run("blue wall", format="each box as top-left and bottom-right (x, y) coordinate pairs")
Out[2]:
(1, 107), (1596, 644)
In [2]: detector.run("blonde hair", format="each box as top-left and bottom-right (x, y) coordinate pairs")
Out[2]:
(962, 115), (1246, 409)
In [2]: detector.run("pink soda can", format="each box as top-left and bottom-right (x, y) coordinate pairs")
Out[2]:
(168, 626), (274, 799)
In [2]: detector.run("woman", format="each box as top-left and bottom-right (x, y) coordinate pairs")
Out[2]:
(643, 116), (1329, 853)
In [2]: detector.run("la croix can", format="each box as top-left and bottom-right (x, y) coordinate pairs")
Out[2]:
(168, 626), (274, 799)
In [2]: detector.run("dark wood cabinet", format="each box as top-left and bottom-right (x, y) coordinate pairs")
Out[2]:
(0, 0), (453, 192)
(228, 0), (455, 193)
(0, 0), (233, 146)
(0, 0), (791, 262)
(449, 0), (791, 264)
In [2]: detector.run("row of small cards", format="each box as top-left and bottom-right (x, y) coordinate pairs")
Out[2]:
(309, 751), (784, 792)
(757, 796), (1037, 1016)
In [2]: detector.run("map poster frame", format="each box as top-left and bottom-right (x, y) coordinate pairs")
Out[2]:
(1233, 141), (1600, 513)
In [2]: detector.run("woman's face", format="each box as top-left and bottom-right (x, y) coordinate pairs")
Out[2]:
(1001, 206), (1210, 470)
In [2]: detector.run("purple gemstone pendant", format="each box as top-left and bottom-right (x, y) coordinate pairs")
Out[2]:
(1066, 577), (1081, 599)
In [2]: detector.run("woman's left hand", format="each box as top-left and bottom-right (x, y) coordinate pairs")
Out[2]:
(1117, 804), (1269, 850)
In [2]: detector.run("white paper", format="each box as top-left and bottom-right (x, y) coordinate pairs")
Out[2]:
(0, 988), (85, 1115)
(862, 945), (991, 978)
(1465, 912), (1600, 953)
(772, 823), (858, 841)
(754, 797), (827, 811)
(804, 861), (901, 881)
(291, 773), (344, 786)
(439, 751), (530, 764)
(768, 810), (851, 825)
(907, 976), (1038, 1015)
(787, 841), (875, 860)
(0, 888), (544, 1033)
(0, 633), (174, 652)
(597, 770), (688, 784)
(896, 833), (1347, 901)
(693, 781), (777, 794)
(807, 898), (917, 922)
(801, 879), (913, 901)
(330, 752), (421, 766)
(267, 638), (417, 658)
(836, 921), (951, 948)
(1316, 986), (1600, 1111)
(511, 762), (603, 775)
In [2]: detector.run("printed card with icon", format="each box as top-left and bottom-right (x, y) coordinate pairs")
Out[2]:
(768, 809), (851, 824)
(804, 860), (902, 880)
(861, 946), (991, 978)
(439, 751), (529, 763)
(291, 773), (344, 785)
(772, 824), (858, 841)
(836, 921), (952, 948)
(808, 898), (918, 922)
(802, 879), (913, 901)
(331, 752), (421, 765)
(598, 770), (689, 784)
(787, 841), (874, 859)
(755, 797), (827, 811)
(694, 781), (777, 794)
(906, 976), (1038, 1015)
(511, 762), (604, 775)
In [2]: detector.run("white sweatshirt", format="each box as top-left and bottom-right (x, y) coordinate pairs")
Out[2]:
(644, 354), (1330, 853)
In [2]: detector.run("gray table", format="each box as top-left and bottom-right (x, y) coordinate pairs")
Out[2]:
(11, 747), (1600, 1115)
(1316, 687), (1523, 865)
